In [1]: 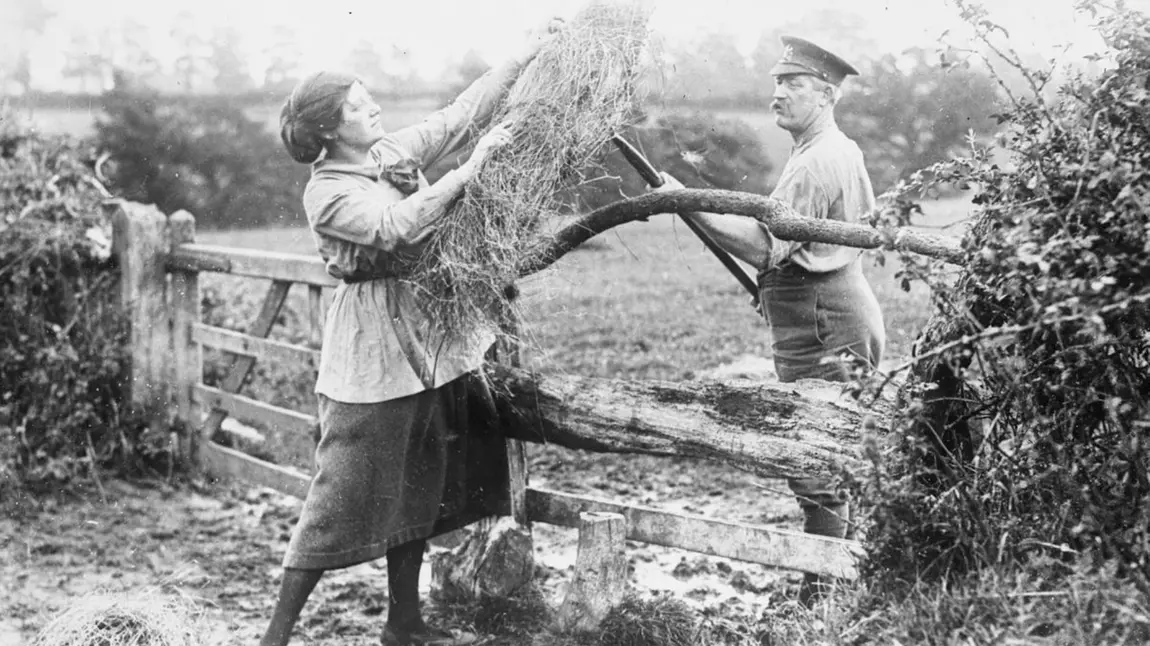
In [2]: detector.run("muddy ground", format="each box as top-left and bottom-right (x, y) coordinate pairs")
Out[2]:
(1, 436), (806, 645)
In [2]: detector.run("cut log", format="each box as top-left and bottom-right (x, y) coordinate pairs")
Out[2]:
(488, 365), (889, 480)
(555, 512), (628, 634)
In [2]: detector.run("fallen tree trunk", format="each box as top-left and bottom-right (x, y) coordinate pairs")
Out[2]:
(518, 189), (965, 277)
(487, 365), (891, 480)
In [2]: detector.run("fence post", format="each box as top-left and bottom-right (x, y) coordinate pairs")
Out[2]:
(555, 511), (628, 634)
(109, 201), (171, 434)
(499, 323), (531, 526)
(169, 211), (201, 464)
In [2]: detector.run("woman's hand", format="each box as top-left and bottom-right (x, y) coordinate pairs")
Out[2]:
(515, 17), (565, 65)
(467, 120), (516, 169)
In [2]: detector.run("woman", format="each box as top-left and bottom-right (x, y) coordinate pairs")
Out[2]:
(267, 21), (561, 646)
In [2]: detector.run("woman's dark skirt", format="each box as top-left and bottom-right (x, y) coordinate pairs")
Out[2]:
(283, 373), (509, 570)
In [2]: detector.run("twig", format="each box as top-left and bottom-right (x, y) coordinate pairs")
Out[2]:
(45, 173), (62, 197)
(0, 243), (43, 280)
(86, 428), (108, 505)
(80, 175), (114, 200)
(13, 196), (80, 223)
(58, 273), (115, 338)
(750, 481), (858, 531)
(94, 151), (113, 183)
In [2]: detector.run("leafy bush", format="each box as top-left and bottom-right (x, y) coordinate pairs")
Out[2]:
(862, 0), (1150, 585)
(94, 83), (309, 229)
(566, 110), (773, 212)
(0, 111), (164, 488)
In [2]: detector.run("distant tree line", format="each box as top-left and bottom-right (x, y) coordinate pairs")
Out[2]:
(10, 0), (1024, 227)
(6, 1), (466, 100)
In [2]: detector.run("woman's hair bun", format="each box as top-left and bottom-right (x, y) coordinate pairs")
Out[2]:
(278, 71), (360, 164)
(280, 104), (325, 164)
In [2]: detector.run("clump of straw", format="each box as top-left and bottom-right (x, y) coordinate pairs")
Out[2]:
(595, 594), (698, 646)
(31, 591), (201, 646)
(412, 0), (651, 339)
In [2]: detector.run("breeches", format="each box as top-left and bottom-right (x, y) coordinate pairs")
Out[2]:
(759, 260), (885, 538)
(759, 261), (885, 382)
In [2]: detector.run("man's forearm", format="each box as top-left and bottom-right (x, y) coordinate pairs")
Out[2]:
(679, 211), (772, 270)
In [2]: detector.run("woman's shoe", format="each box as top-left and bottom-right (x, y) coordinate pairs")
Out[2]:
(380, 623), (479, 646)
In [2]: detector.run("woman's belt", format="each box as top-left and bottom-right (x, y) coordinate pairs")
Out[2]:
(338, 267), (520, 302)
(337, 266), (402, 284)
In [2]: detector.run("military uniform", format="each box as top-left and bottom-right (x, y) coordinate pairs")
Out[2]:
(757, 121), (885, 383)
(763, 37), (886, 548)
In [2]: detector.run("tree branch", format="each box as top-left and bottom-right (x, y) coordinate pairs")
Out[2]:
(517, 189), (965, 277)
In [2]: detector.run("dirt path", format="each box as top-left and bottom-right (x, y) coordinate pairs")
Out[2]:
(1, 442), (803, 645)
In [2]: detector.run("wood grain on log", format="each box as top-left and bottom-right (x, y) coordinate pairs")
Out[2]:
(488, 365), (887, 480)
(518, 189), (964, 277)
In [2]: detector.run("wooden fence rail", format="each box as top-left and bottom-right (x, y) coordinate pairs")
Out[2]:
(111, 202), (874, 630)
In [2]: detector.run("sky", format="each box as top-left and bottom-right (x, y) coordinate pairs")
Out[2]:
(17, 0), (1146, 88)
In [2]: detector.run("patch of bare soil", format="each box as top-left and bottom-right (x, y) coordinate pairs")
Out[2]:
(1, 450), (805, 645)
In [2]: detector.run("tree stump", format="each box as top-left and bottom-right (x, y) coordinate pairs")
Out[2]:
(430, 516), (535, 601)
(555, 512), (628, 634)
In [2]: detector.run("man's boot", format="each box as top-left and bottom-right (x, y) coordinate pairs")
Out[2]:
(798, 501), (849, 607)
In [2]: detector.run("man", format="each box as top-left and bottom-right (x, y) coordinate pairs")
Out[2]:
(653, 35), (885, 602)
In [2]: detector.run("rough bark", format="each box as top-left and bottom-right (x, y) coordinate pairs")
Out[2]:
(487, 365), (890, 480)
(517, 189), (965, 276)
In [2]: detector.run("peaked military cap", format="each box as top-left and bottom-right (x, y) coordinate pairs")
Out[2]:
(769, 35), (859, 86)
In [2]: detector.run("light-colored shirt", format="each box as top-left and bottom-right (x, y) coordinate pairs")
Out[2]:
(761, 121), (876, 273)
(304, 61), (522, 404)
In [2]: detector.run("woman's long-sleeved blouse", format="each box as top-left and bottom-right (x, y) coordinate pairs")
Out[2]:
(304, 60), (520, 404)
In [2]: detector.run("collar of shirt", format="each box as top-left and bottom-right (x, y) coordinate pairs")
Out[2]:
(312, 157), (380, 180)
(793, 119), (839, 152)
(311, 139), (414, 180)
